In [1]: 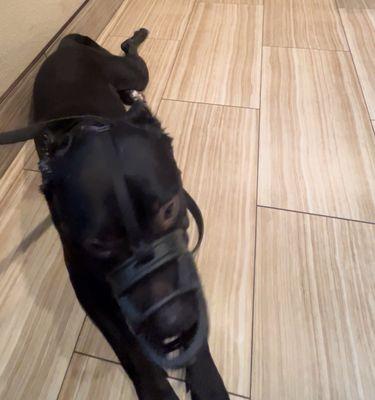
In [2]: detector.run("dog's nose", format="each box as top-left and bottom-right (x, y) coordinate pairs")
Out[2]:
(148, 295), (198, 339)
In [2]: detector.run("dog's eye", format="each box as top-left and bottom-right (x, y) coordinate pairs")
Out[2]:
(164, 203), (174, 219)
(84, 238), (113, 258)
(84, 236), (127, 258)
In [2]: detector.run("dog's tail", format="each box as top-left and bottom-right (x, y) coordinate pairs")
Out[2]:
(121, 28), (149, 55)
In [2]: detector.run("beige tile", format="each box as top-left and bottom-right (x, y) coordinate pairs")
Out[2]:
(165, 3), (262, 108)
(258, 47), (375, 222)
(337, 0), (375, 8)
(160, 101), (257, 397)
(58, 354), (138, 399)
(59, 353), (243, 399)
(76, 100), (259, 396)
(108, 0), (195, 40)
(340, 9), (375, 119)
(252, 207), (375, 400)
(264, 0), (348, 50)
(24, 147), (39, 172)
(76, 317), (118, 362)
(202, 0), (262, 4)
(102, 36), (179, 112)
(0, 170), (85, 400)
(0, 59), (44, 178)
(0, 142), (36, 203)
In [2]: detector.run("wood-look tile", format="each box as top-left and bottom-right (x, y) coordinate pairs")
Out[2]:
(161, 101), (257, 397)
(0, 170), (85, 400)
(337, 0), (375, 8)
(0, 142), (36, 203)
(252, 208), (375, 400)
(59, 354), (243, 399)
(46, 0), (123, 55)
(58, 354), (139, 399)
(264, 0), (348, 50)
(102, 36), (179, 112)
(340, 8), (375, 119)
(76, 101), (259, 396)
(108, 0), (195, 40)
(0, 58), (44, 179)
(23, 146), (39, 172)
(202, 0), (262, 4)
(164, 3), (262, 108)
(76, 317), (117, 362)
(258, 47), (375, 222)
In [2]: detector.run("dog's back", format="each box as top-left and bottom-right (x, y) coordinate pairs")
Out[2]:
(33, 36), (127, 122)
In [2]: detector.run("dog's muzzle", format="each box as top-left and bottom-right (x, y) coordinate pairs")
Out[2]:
(95, 120), (208, 369)
(107, 228), (208, 369)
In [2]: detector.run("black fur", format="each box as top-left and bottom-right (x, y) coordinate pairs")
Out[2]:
(31, 30), (229, 400)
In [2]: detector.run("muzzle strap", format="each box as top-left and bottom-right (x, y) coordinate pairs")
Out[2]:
(184, 190), (204, 254)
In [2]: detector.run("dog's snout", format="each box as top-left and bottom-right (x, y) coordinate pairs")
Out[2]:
(148, 295), (198, 339)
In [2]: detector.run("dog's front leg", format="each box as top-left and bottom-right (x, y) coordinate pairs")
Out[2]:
(186, 342), (230, 400)
(68, 271), (179, 400)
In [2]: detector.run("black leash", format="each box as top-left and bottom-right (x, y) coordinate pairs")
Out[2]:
(0, 114), (108, 144)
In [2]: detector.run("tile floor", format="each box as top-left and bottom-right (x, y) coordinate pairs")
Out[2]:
(0, 0), (374, 399)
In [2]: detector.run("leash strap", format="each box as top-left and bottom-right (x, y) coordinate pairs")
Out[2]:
(0, 114), (108, 144)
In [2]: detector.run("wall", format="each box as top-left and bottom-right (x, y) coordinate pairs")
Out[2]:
(0, 0), (87, 98)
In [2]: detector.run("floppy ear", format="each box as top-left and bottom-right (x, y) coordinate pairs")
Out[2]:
(43, 130), (74, 158)
(0, 123), (44, 144)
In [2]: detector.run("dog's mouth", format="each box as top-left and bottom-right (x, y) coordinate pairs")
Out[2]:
(136, 297), (208, 369)
(107, 229), (208, 368)
(146, 322), (198, 357)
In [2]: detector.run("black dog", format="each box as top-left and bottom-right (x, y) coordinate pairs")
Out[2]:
(0, 30), (229, 400)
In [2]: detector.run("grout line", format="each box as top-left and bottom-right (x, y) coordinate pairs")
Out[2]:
(74, 350), (121, 366)
(334, 0), (375, 127)
(168, 376), (252, 399)
(263, 44), (349, 53)
(161, 97), (259, 111)
(56, 317), (87, 399)
(249, 4), (264, 399)
(24, 167), (39, 173)
(257, 204), (375, 225)
(73, 315), (87, 352)
(158, 0), (198, 112)
(108, 34), (179, 43)
(73, 352), (252, 399)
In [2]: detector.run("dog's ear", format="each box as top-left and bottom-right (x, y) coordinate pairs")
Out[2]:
(43, 131), (74, 158)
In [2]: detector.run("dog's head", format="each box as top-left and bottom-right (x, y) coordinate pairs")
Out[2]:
(11, 104), (208, 368)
